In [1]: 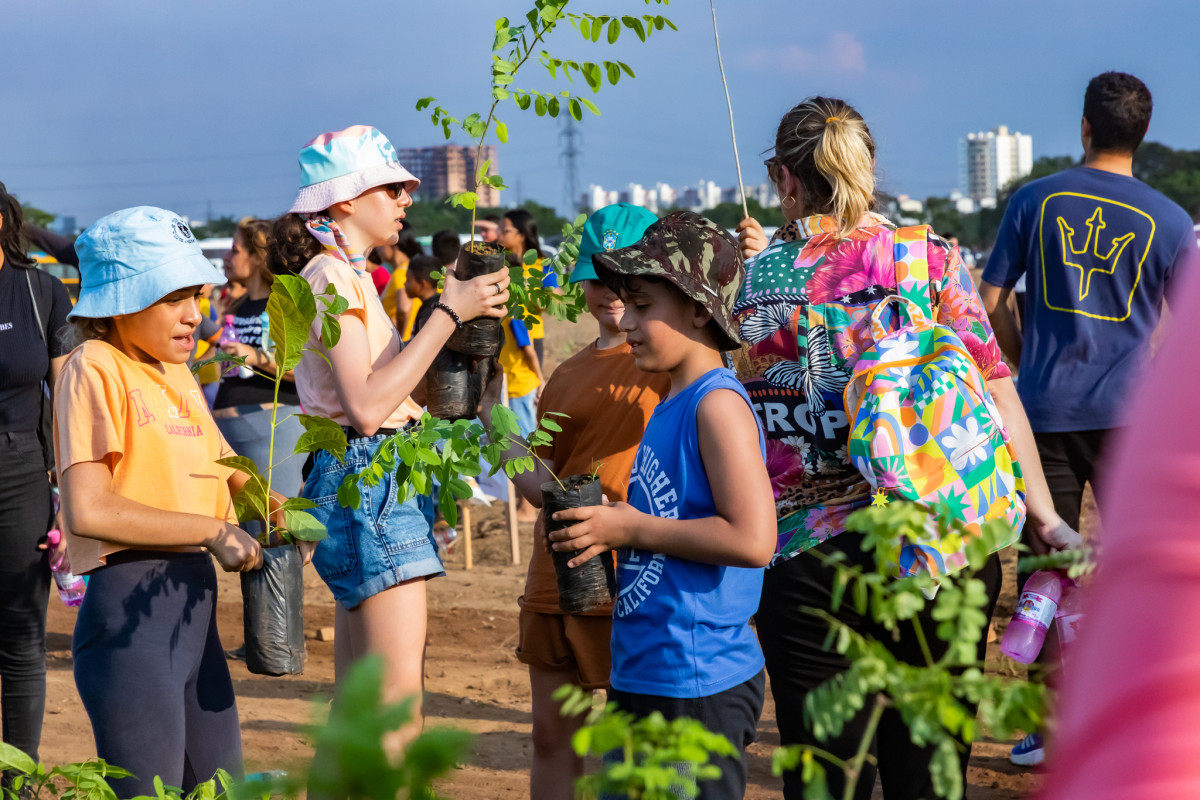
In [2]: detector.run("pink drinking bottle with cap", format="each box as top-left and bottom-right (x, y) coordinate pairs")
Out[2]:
(46, 530), (86, 608)
(1001, 569), (1062, 664)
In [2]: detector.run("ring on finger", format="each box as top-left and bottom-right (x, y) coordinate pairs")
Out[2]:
(493, 283), (502, 295)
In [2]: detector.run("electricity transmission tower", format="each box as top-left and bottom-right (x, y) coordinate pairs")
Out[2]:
(560, 116), (582, 215)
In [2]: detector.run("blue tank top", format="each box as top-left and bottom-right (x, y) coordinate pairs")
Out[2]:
(612, 368), (767, 698)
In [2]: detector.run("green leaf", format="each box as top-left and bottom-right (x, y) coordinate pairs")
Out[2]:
(515, 92), (532, 110)
(438, 489), (459, 527)
(415, 97), (435, 111)
(580, 96), (600, 116)
(605, 61), (621, 85)
(534, 95), (547, 116)
(337, 476), (362, 509)
(495, 121), (508, 143)
(548, 97), (560, 117)
(568, 98), (582, 120)
(582, 62), (602, 92)
(622, 16), (646, 41)
(0, 741), (37, 775)
(282, 507), (327, 542)
(448, 191), (477, 209)
(295, 414), (348, 462)
(619, 61), (636, 78)
(268, 273), (320, 372)
(607, 18), (620, 43)
(578, 16), (590, 38)
(233, 480), (269, 525)
(217, 454), (262, 480)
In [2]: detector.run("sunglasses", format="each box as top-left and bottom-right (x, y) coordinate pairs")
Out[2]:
(764, 156), (781, 180)
(380, 182), (410, 200)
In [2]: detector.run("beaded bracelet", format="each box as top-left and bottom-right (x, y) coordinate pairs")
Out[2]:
(433, 301), (464, 329)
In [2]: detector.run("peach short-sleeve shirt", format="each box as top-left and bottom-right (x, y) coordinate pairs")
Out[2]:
(294, 254), (422, 430)
(54, 340), (237, 573)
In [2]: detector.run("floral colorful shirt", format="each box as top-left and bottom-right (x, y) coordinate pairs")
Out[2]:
(731, 213), (1012, 565)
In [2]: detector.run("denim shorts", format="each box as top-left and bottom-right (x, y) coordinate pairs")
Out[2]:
(302, 434), (442, 609)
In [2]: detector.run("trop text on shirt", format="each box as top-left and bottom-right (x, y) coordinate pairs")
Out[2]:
(752, 399), (847, 438)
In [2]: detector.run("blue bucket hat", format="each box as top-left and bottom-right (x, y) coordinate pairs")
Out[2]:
(69, 206), (227, 319)
(570, 203), (659, 283)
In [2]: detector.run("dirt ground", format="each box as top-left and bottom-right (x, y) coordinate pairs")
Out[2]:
(36, 315), (1090, 799)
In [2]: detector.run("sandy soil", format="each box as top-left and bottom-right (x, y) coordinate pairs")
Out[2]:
(36, 315), (1087, 799)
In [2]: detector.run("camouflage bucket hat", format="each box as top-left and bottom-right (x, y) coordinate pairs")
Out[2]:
(592, 210), (745, 351)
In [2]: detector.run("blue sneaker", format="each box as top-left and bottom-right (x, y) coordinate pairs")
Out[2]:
(1010, 733), (1044, 766)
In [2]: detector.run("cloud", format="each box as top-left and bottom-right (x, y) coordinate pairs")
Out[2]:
(740, 32), (867, 76)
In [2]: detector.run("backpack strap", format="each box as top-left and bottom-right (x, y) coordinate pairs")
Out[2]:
(24, 267), (48, 342)
(893, 225), (934, 321)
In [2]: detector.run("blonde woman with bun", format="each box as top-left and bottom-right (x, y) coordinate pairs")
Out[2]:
(733, 97), (1077, 799)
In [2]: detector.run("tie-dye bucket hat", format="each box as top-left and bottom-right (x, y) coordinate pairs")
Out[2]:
(288, 125), (420, 214)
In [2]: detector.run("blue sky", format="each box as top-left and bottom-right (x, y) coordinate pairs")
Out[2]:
(4, 0), (1198, 226)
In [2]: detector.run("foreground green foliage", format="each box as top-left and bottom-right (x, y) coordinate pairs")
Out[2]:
(556, 685), (735, 800)
(0, 657), (470, 800)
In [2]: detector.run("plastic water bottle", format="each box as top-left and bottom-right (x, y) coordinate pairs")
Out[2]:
(219, 315), (252, 378)
(259, 310), (272, 353)
(1054, 578), (1084, 664)
(1001, 570), (1062, 663)
(46, 530), (86, 607)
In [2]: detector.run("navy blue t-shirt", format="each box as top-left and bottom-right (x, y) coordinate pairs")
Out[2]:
(612, 368), (766, 699)
(983, 167), (1199, 432)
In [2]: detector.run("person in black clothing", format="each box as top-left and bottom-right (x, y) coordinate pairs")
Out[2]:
(0, 182), (72, 768)
(212, 218), (306, 507)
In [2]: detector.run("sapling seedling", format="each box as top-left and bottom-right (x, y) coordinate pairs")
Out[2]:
(192, 274), (351, 545)
(416, 0), (675, 325)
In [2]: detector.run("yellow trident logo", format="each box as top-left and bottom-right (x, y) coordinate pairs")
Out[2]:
(1057, 207), (1136, 301)
(1038, 192), (1156, 322)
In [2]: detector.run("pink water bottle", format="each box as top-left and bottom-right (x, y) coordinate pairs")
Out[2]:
(1001, 570), (1062, 663)
(46, 530), (86, 607)
(218, 314), (248, 376)
(1054, 578), (1084, 662)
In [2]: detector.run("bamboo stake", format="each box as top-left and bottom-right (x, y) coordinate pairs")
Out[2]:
(710, 0), (748, 220)
(502, 373), (521, 566)
(462, 503), (474, 571)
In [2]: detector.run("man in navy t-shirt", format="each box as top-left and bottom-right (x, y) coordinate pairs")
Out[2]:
(980, 71), (1200, 767)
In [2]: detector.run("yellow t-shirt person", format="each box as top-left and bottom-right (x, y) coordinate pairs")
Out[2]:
(54, 339), (239, 574)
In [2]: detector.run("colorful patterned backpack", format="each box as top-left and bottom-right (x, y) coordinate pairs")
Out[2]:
(843, 226), (1025, 578)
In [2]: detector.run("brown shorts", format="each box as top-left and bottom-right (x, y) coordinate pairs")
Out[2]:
(515, 610), (613, 691)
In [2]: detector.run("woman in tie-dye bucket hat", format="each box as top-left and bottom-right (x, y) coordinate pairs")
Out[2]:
(273, 125), (509, 742)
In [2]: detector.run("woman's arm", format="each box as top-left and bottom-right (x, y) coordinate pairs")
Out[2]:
(61, 461), (262, 571)
(547, 390), (776, 568)
(990, 376), (1080, 553)
(328, 266), (510, 435)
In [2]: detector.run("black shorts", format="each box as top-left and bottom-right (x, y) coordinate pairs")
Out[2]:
(607, 670), (765, 800)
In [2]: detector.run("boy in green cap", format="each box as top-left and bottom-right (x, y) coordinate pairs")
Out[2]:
(496, 204), (670, 800)
(548, 211), (776, 799)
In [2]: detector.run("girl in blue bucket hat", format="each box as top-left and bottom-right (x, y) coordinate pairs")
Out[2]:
(272, 125), (509, 747)
(54, 206), (307, 796)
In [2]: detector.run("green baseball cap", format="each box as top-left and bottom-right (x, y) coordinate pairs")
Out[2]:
(592, 210), (745, 351)
(570, 203), (659, 283)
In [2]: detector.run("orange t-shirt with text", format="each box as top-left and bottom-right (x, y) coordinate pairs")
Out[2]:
(295, 254), (422, 430)
(54, 339), (237, 574)
(519, 340), (670, 616)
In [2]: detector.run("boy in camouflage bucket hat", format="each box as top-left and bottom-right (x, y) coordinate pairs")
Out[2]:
(549, 209), (774, 799)
(592, 210), (745, 350)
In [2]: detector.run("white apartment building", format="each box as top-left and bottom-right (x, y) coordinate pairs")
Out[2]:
(958, 125), (1033, 203)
